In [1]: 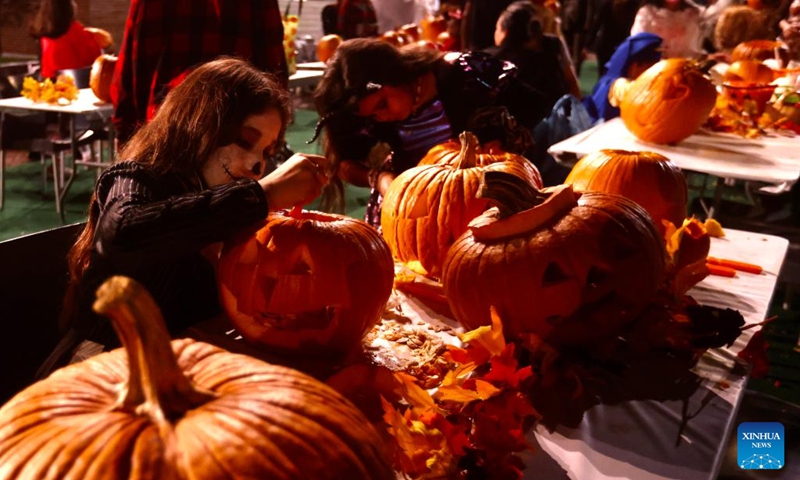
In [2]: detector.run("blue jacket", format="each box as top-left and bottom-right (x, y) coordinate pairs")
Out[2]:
(583, 33), (663, 122)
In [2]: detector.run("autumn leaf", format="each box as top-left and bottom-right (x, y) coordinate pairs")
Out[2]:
(482, 343), (534, 389)
(435, 379), (502, 404)
(394, 372), (436, 411)
(459, 306), (506, 357)
(472, 391), (538, 452)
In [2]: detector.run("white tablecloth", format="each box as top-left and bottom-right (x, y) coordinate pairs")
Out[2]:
(548, 118), (800, 185)
(393, 229), (787, 480)
(527, 229), (787, 480)
(0, 88), (111, 117)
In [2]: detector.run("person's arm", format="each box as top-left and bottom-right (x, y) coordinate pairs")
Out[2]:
(94, 156), (327, 264)
(630, 5), (654, 36)
(110, 0), (155, 149)
(557, 36), (582, 99)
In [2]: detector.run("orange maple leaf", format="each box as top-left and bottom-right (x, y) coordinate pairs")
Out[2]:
(394, 371), (437, 411)
(482, 343), (534, 389)
(459, 306), (506, 357)
(472, 391), (538, 453)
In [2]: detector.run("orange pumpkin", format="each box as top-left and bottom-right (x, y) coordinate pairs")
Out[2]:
(616, 59), (717, 144)
(218, 208), (394, 358)
(442, 172), (665, 347)
(84, 27), (113, 49)
(317, 34), (343, 63)
(89, 54), (117, 103)
(419, 137), (543, 186)
(565, 149), (688, 236)
(381, 31), (407, 47)
(0, 276), (393, 480)
(420, 15), (448, 43)
(724, 60), (775, 84)
(732, 40), (784, 62)
(380, 132), (542, 279)
(398, 24), (422, 42)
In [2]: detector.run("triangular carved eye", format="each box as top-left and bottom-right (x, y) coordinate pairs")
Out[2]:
(289, 260), (312, 275)
(585, 266), (608, 289)
(542, 262), (570, 285)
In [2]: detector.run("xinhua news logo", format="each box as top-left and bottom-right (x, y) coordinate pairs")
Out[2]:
(738, 422), (784, 470)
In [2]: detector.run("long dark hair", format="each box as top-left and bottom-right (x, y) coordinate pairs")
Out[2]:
(29, 0), (75, 39)
(312, 39), (443, 211)
(497, 1), (543, 49)
(61, 57), (291, 331)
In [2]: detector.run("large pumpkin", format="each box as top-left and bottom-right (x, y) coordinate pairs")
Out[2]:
(381, 132), (542, 279)
(723, 60), (775, 84)
(442, 172), (665, 347)
(0, 276), (393, 480)
(218, 208), (394, 358)
(89, 54), (117, 103)
(565, 149), (688, 236)
(616, 59), (717, 144)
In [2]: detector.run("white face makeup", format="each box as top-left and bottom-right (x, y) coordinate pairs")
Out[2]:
(201, 108), (283, 188)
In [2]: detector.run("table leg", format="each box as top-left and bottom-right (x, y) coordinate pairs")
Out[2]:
(707, 177), (727, 220)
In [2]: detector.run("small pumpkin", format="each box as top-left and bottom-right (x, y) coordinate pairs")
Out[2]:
(615, 59), (717, 144)
(565, 149), (688, 236)
(84, 27), (113, 49)
(317, 34), (343, 64)
(398, 24), (422, 43)
(89, 54), (117, 103)
(0, 276), (393, 480)
(442, 172), (665, 347)
(420, 15), (448, 43)
(218, 208), (394, 358)
(723, 60), (775, 84)
(380, 132), (542, 279)
(381, 31), (407, 48)
(731, 39), (785, 62)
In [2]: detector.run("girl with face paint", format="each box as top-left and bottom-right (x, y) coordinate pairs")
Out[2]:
(39, 58), (331, 378)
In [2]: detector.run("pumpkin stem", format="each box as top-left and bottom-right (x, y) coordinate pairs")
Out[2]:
(453, 131), (479, 170)
(94, 276), (218, 422)
(478, 171), (547, 218)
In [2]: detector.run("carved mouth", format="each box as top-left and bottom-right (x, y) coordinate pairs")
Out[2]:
(256, 305), (341, 331)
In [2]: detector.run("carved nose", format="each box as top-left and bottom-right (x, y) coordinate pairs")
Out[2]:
(251, 162), (263, 176)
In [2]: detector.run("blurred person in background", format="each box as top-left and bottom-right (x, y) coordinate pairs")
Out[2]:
(487, 1), (581, 111)
(110, 0), (288, 150)
(461, 0), (515, 50)
(586, 0), (642, 75)
(338, 0), (380, 39)
(29, 0), (103, 80)
(631, 0), (704, 58)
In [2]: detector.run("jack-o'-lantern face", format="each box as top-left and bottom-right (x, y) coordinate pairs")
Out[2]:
(442, 175), (666, 347)
(218, 210), (394, 357)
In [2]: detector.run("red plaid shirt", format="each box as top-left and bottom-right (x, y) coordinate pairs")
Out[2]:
(111, 0), (288, 146)
(338, 0), (379, 39)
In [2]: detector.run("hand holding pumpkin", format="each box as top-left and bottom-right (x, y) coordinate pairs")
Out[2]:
(259, 153), (330, 210)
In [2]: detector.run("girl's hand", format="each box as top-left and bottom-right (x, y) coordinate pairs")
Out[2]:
(259, 153), (330, 211)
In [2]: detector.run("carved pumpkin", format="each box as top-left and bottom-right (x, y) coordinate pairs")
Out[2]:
(381, 132), (542, 279)
(615, 59), (717, 144)
(0, 276), (393, 480)
(89, 54), (117, 103)
(218, 208), (394, 358)
(317, 34), (343, 64)
(723, 60), (775, 84)
(442, 172), (665, 347)
(565, 149), (688, 236)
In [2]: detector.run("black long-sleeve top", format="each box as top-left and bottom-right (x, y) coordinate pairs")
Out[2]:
(74, 160), (269, 350)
